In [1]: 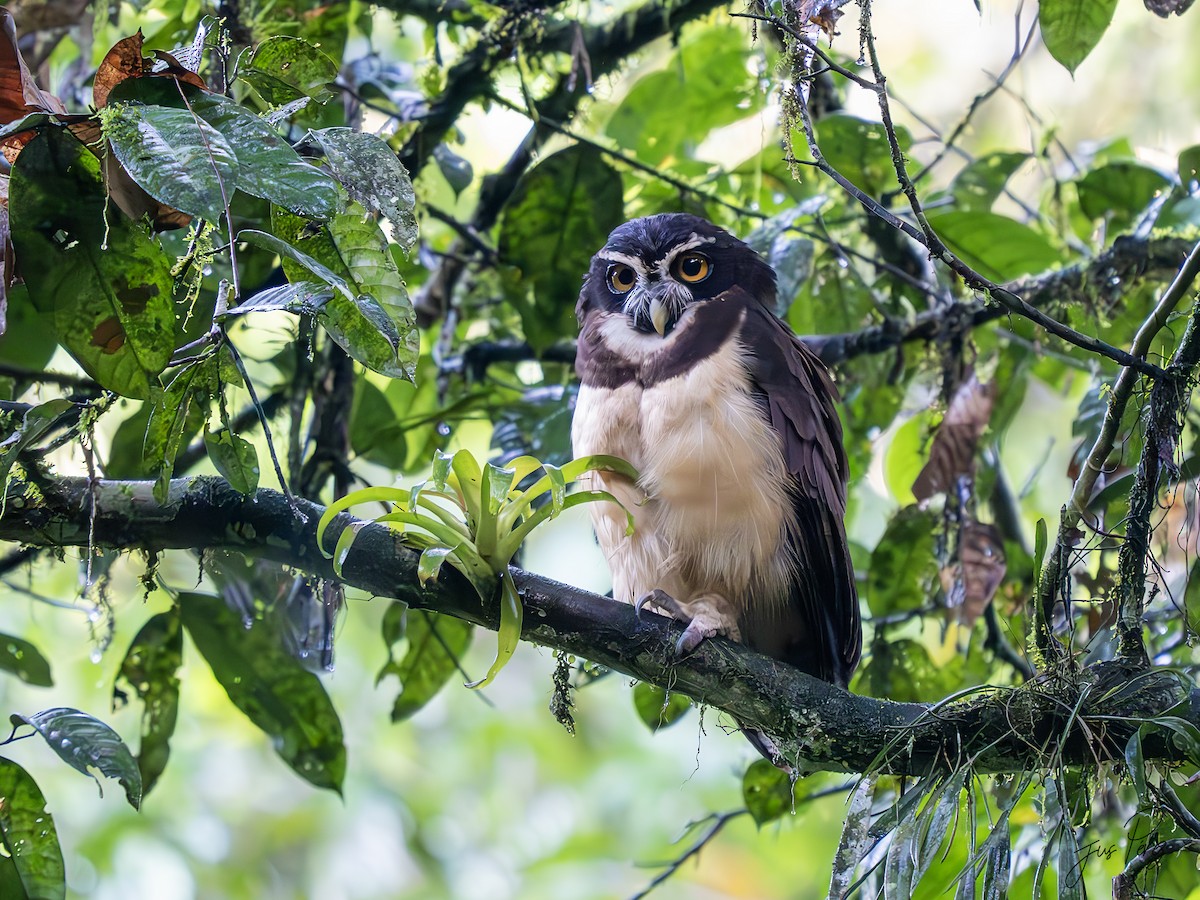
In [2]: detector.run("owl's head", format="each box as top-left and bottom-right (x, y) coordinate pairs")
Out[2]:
(577, 213), (777, 336)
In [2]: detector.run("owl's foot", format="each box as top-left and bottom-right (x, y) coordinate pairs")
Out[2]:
(634, 589), (686, 621)
(634, 591), (739, 658)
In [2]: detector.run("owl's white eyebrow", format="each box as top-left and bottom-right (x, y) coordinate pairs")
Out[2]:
(657, 234), (716, 277)
(596, 251), (647, 274)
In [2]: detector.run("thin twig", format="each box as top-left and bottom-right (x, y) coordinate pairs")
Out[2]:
(1113, 838), (1200, 900)
(1035, 237), (1200, 657)
(628, 810), (748, 900)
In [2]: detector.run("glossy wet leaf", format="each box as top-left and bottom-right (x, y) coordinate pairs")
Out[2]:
(311, 127), (418, 250)
(632, 682), (690, 732)
(114, 611), (182, 798)
(11, 708), (142, 810)
(106, 78), (340, 219)
(1039, 0), (1118, 74)
(204, 427), (260, 494)
(243, 36), (337, 105)
(9, 128), (173, 399)
(498, 145), (624, 351)
(0, 633), (51, 686)
(104, 102), (239, 223)
(379, 609), (473, 721)
(0, 757), (65, 900)
(246, 218), (417, 381)
(180, 592), (346, 793)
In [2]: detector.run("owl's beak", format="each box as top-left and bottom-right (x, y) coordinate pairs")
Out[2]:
(649, 297), (670, 336)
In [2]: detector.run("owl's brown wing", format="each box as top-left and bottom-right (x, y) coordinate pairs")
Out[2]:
(737, 296), (862, 687)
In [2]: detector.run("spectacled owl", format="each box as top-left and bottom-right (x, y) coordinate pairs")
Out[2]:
(571, 213), (861, 693)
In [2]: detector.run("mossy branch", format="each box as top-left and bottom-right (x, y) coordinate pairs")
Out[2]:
(2, 473), (1197, 776)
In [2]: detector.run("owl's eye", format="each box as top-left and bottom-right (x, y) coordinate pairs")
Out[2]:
(608, 264), (636, 293)
(674, 252), (711, 283)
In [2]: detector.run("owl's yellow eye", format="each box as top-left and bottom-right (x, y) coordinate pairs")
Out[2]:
(674, 252), (711, 283)
(608, 264), (636, 293)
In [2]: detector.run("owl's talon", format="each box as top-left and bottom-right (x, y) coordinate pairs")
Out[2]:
(673, 617), (718, 658)
(634, 589), (686, 621)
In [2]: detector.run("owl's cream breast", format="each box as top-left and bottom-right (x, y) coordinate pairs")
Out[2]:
(571, 311), (793, 608)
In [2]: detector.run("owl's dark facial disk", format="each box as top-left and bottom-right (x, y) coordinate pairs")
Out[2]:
(576, 213), (777, 337)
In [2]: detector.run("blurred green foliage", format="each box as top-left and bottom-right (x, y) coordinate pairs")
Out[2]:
(1, 0), (1200, 898)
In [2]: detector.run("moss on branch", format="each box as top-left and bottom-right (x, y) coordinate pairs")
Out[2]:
(1, 473), (1194, 775)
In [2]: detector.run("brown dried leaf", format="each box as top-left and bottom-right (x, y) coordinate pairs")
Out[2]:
(93, 34), (208, 110)
(0, 8), (65, 122)
(940, 520), (1006, 627)
(93, 33), (151, 109)
(794, 0), (849, 39)
(912, 375), (997, 501)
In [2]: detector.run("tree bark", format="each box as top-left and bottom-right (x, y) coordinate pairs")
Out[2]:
(3, 472), (1194, 775)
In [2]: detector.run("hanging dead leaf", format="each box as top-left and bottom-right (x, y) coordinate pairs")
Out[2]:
(940, 519), (1006, 627)
(0, 9), (65, 120)
(93, 32), (207, 110)
(913, 375), (997, 501)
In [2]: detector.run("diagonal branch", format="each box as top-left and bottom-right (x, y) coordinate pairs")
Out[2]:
(3, 472), (1197, 776)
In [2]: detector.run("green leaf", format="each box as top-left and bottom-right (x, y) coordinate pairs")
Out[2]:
(417, 544), (455, 586)
(867, 505), (939, 616)
(815, 114), (912, 196)
(0, 758), (65, 900)
(632, 682), (690, 732)
(950, 152), (1029, 212)
(11, 708), (142, 810)
(180, 592), (346, 793)
(1076, 160), (1173, 232)
(1179, 144), (1200, 185)
(106, 78), (342, 219)
(243, 36), (338, 105)
(498, 146), (624, 351)
(104, 102), (240, 223)
(605, 26), (765, 166)
(204, 427), (260, 494)
(1039, 0), (1118, 74)
(466, 568), (522, 689)
(926, 210), (1062, 281)
(0, 399), (72, 515)
(9, 128), (174, 399)
(742, 758), (797, 826)
(0, 634), (52, 687)
(249, 214), (418, 381)
(1032, 517), (1049, 594)
(378, 609), (473, 720)
(310, 128), (418, 251)
(114, 611), (182, 798)
(884, 770), (966, 899)
(194, 95), (340, 218)
(143, 359), (212, 504)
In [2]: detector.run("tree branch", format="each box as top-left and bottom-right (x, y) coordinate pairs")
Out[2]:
(444, 235), (1197, 373)
(3, 473), (1197, 776)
